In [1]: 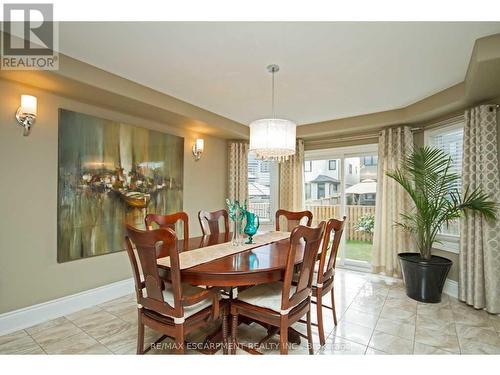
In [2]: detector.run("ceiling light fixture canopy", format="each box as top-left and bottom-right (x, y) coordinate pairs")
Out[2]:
(249, 64), (296, 162)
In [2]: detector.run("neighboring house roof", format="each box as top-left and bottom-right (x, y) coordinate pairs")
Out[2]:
(345, 180), (377, 195)
(249, 182), (270, 196)
(308, 174), (340, 184)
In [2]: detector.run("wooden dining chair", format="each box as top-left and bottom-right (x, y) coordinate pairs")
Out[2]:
(145, 212), (189, 250)
(307, 216), (346, 346)
(226, 222), (326, 355)
(198, 209), (229, 235)
(275, 209), (313, 232)
(125, 225), (220, 354)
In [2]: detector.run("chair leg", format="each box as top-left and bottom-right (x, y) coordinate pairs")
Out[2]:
(137, 314), (144, 355)
(231, 313), (238, 354)
(222, 307), (229, 355)
(316, 290), (326, 346)
(331, 288), (338, 326)
(279, 317), (288, 355)
(175, 324), (185, 354)
(306, 305), (314, 355)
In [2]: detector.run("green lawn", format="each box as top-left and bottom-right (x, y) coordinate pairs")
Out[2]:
(344, 240), (373, 262)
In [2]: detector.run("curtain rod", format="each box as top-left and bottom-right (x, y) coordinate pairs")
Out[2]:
(306, 132), (379, 145)
(307, 125), (422, 145)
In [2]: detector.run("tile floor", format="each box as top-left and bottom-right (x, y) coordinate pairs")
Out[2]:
(1, 269), (500, 355)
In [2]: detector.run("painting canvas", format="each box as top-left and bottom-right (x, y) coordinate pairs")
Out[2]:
(57, 109), (184, 262)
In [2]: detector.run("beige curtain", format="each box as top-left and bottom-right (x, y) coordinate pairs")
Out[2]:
(372, 126), (414, 277)
(459, 105), (500, 314)
(279, 139), (305, 212)
(227, 141), (249, 203)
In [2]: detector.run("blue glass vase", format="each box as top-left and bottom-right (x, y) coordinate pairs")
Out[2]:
(243, 211), (260, 244)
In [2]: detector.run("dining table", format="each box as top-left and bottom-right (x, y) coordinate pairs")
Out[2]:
(156, 231), (307, 353)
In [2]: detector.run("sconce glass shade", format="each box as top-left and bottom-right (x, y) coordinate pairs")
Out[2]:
(192, 138), (204, 161)
(16, 95), (38, 136)
(20, 95), (37, 116)
(249, 118), (296, 161)
(195, 138), (204, 153)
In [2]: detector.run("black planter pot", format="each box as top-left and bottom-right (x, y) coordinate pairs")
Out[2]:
(398, 253), (452, 303)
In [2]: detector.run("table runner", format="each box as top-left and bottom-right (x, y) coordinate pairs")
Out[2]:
(157, 231), (291, 270)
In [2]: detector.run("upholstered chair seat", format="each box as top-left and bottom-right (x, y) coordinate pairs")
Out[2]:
(160, 284), (213, 318)
(236, 281), (298, 313)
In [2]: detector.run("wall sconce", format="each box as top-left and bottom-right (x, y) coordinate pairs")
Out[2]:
(192, 138), (204, 161)
(16, 95), (37, 136)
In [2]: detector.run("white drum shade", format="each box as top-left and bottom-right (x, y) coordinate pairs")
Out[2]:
(249, 118), (297, 161)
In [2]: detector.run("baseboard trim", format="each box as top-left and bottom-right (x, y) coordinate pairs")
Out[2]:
(0, 278), (134, 336)
(443, 278), (458, 298)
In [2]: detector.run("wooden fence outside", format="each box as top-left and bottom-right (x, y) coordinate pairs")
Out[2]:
(248, 201), (272, 221)
(247, 201), (375, 242)
(305, 204), (375, 242)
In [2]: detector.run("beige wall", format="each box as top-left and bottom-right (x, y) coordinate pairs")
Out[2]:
(0, 79), (228, 314)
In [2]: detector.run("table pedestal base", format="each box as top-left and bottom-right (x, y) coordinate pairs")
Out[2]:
(201, 317), (302, 355)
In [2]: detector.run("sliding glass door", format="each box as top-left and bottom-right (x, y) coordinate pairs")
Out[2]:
(304, 144), (378, 269)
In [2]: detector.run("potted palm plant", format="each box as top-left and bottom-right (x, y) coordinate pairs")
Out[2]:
(387, 146), (496, 303)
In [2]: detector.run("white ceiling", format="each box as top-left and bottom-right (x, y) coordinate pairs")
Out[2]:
(58, 22), (500, 125)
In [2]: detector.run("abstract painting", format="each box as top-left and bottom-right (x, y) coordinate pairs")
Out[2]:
(57, 109), (184, 262)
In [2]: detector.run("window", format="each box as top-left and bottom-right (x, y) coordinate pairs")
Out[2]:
(247, 153), (278, 224)
(303, 145), (378, 267)
(363, 156), (378, 166)
(425, 120), (464, 241)
(317, 183), (325, 199)
(305, 161), (312, 172)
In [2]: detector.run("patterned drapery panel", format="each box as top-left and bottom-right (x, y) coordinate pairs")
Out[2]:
(228, 141), (249, 203)
(459, 105), (500, 314)
(372, 126), (414, 277)
(279, 139), (305, 212)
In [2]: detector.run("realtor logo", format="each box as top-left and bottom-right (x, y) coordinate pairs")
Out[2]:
(1, 3), (59, 70)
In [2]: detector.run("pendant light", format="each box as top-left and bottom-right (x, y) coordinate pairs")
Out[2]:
(249, 64), (296, 162)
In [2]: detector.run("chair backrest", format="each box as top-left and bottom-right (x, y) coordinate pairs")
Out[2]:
(275, 209), (313, 232)
(125, 225), (183, 318)
(198, 209), (229, 235)
(316, 217), (346, 286)
(145, 212), (189, 242)
(281, 222), (326, 313)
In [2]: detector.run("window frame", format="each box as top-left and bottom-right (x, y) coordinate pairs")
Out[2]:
(423, 116), (464, 254)
(304, 144), (378, 271)
(328, 159), (337, 170)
